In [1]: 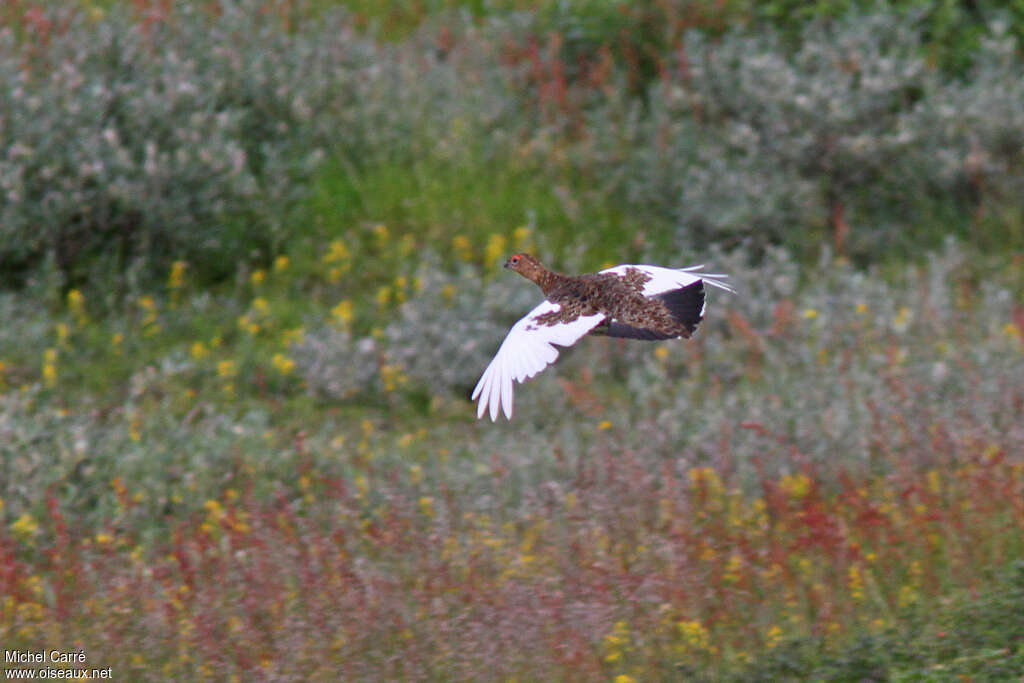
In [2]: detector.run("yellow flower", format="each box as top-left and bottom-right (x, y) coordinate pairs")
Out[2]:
(282, 326), (304, 346)
(42, 348), (58, 387)
(654, 346), (670, 361)
(323, 239), (351, 264)
(112, 332), (124, 347)
(603, 621), (631, 663)
(441, 284), (457, 302)
(67, 288), (86, 321)
(724, 553), (743, 583)
(614, 676), (636, 683)
(898, 584), (918, 608)
(56, 322), (70, 346)
(485, 233), (507, 265)
(190, 342), (208, 360)
(12, 513), (39, 542)
(893, 306), (912, 331)
(848, 564), (864, 602)
(332, 300), (353, 325)
(688, 467), (723, 496)
(452, 235), (473, 262)
(274, 255), (289, 272)
(95, 532), (113, 546)
(855, 302), (868, 314)
(271, 353), (295, 374)
(419, 496), (435, 518)
(168, 261), (186, 289)
(379, 363), (407, 392)
(512, 225), (531, 250)
(129, 413), (142, 441)
(780, 473), (812, 500)
(376, 286), (392, 307)
(393, 276), (408, 304)
(598, 420), (612, 430)
(204, 499), (224, 523)
(802, 308), (818, 320)
(398, 234), (415, 257)
(217, 360), (237, 378)
(678, 620), (711, 650)
(765, 624), (784, 649)
(373, 224), (390, 242)
(250, 269), (266, 286)
(252, 297), (269, 314)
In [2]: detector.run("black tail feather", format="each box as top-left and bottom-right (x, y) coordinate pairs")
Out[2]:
(600, 281), (706, 341)
(657, 281), (705, 335)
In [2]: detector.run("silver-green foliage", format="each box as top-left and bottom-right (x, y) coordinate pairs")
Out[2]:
(586, 11), (1024, 256)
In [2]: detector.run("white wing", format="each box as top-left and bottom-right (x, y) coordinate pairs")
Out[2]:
(600, 264), (734, 293)
(599, 263), (735, 316)
(472, 300), (605, 421)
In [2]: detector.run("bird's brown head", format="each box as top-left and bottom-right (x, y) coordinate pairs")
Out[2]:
(504, 253), (558, 292)
(504, 252), (541, 275)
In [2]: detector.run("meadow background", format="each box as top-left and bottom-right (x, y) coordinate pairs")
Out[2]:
(1, 0), (1023, 679)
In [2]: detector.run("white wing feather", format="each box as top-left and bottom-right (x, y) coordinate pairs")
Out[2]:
(472, 300), (605, 421)
(598, 264), (736, 291)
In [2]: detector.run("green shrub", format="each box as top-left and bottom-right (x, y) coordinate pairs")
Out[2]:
(0, 2), (376, 290)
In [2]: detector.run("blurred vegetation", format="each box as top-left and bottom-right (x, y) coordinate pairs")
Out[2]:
(2, 0), (1024, 292)
(1, 0), (1023, 679)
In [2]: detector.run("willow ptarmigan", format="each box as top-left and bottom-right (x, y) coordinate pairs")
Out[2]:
(472, 253), (734, 421)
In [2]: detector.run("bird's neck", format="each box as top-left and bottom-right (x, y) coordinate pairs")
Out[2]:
(530, 268), (566, 297)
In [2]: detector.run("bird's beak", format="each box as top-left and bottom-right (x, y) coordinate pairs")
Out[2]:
(503, 258), (512, 269)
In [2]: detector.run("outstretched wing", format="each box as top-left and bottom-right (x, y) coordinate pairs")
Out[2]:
(472, 300), (605, 421)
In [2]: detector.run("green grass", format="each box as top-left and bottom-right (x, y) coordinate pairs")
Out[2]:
(305, 150), (676, 277)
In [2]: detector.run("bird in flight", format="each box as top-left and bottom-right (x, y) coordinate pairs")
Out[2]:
(472, 253), (734, 421)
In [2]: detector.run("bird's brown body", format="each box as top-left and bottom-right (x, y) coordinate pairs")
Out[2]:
(472, 253), (732, 420)
(505, 253), (697, 339)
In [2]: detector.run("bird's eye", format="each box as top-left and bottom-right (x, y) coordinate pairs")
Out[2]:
(510, 256), (520, 265)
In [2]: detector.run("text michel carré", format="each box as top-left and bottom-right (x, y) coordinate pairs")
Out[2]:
(5, 650), (86, 664)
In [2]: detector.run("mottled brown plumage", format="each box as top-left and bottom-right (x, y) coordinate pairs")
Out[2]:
(506, 254), (697, 339)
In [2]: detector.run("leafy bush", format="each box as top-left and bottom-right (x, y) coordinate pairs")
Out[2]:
(582, 10), (1024, 261)
(0, 2), (377, 288)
